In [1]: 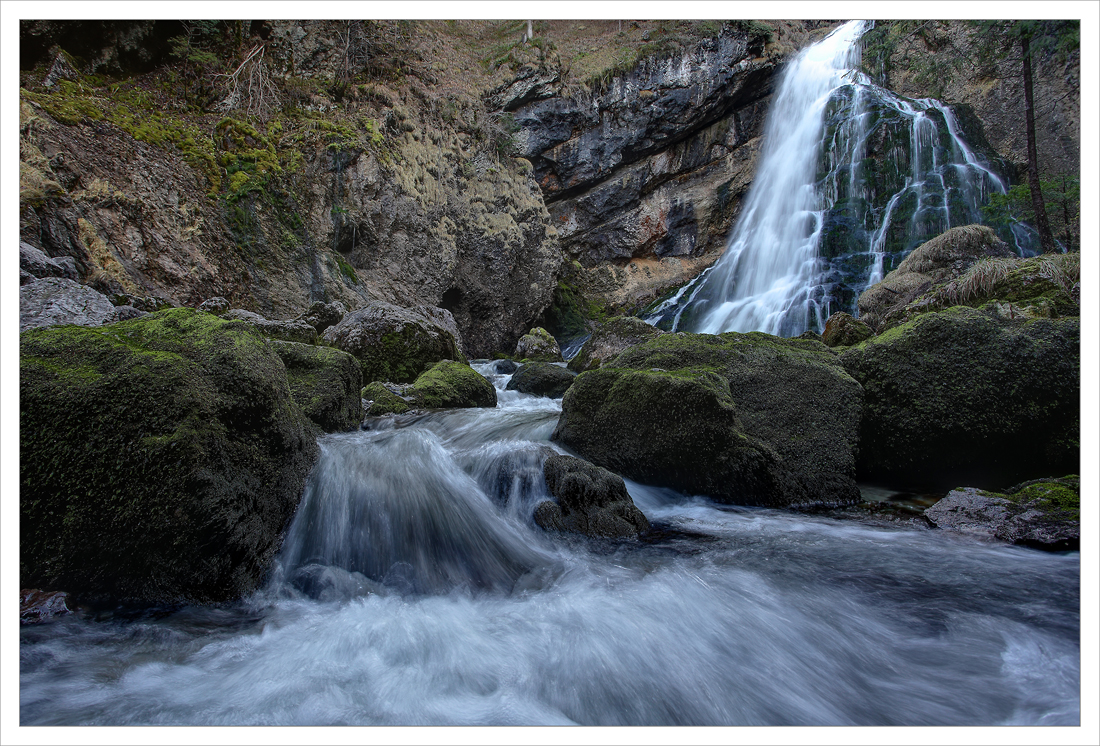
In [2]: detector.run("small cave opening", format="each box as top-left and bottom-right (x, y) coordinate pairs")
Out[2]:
(440, 287), (463, 312)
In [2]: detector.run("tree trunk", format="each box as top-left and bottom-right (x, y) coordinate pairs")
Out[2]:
(1021, 34), (1057, 253)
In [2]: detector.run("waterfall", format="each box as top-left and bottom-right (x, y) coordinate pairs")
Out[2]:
(647, 20), (1020, 335)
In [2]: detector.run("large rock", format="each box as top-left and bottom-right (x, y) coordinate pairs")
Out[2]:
(568, 315), (664, 372)
(20, 240), (78, 283)
(20, 308), (320, 604)
(223, 308), (319, 345)
(821, 312), (873, 348)
(409, 360), (497, 409)
(535, 454), (650, 539)
(271, 340), (363, 432)
(20, 276), (138, 331)
(322, 301), (466, 384)
(857, 225), (1014, 331)
(924, 477), (1079, 550)
(514, 327), (563, 362)
(505, 362), (576, 399)
(361, 381), (411, 416)
(553, 331), (863, 508)
(296, 300), (347, 335)
(840, 306), (1079, 490)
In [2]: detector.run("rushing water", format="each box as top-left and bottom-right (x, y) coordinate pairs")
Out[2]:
(19, 363), (1080, 726)
(647, 21), (1030, 336)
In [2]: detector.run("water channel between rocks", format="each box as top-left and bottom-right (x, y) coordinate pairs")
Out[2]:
(19, 362), (1080, 726)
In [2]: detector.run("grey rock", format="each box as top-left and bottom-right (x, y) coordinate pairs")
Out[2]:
(505, 362), (575, 398)
(514, 327), (563, 362)
(198, 296), (231, 315)
(20, 241), (78, 281)
(493, 359), (519, 374)
(925, 482), (1079, 550)
(298, 300), (348, 335)
(20, 589), (72, 624)
(224, 308), (319, 345)
(568, 315), (664, 373)
(20, 277), (120, 332)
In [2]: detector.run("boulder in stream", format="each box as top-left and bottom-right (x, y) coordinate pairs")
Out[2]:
(514, 327), (563, 362)
(567, 315), (665, 373)
(553, 331), (863, 508)
(536, 454), (650, 539)
(840, 306), (1079, 490)
(361, 381), (411, 416)
(505, 362), (576, 399)
(409, 360), (497, 409)
(20, 308), (319, 605)
(322, 301), (466, 384)
(271, 340), (363, 432)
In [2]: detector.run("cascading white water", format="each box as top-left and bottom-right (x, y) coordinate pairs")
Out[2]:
(648, 20), (1024, 335)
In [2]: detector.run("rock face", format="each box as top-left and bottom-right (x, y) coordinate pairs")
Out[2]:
(821, 312), (873, 348)
(410, 360), (497, 409)
(20, 308), (320, 604)
(924, 477), (1079, 550)
(553, 331), (863, 508)
(322, 301), (466, 384)
(840, 306), (1079, 490)
(857, 225), (1015, 331)
(272, 340), (363, 432)
(20, 276), (137, 331)
(568, 315), (665, 372)
(224, 308), (319, 345)
(536, 454), (650, 538)
(505, 362), (576, 399)
(514, 327), (563, 362)
(20, 240), (79, 283)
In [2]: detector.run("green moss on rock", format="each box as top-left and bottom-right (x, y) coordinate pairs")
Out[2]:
(840, 306), (1079, 490)
(271, 340), (362, 432)
(361, 381), (410, 415)
(505, 362), (576, 398)
(410, 360), (497, 409)
(553, 330), (863, 508)
(20, 308), (319, 605)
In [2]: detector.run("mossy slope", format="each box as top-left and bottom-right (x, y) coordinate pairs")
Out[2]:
(20, 308), (319, 604)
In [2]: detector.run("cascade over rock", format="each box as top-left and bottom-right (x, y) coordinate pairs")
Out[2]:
(839, 306), (1079, 490)
(553, 331), (863, 508)
(20, 308), (320, 604)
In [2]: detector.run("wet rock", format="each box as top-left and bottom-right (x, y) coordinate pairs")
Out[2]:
(554, 331), (862, 508)
(20, 308), (319, 605)
(198, 296), (230, 315)
(493, 359), (519, 374)
(20, 589), (73, 624)
(20, 240), (78, 282)
(821, 312), (873, 347)
(505, 362), (575, 399)
(537, 454), (650, 539)
(514, 327), (563, 362)
(361, 381), (411, 415)
(323, 301), (466, 384)
(20, 277), (125, 331)
(272, 340), (363, 432)
(840, 306), (1079, 490)
(223, 308), (319, 345)
(567, 315), (664, 372)
(924, 477), (1079, 550)
(409, 360), (497, 409)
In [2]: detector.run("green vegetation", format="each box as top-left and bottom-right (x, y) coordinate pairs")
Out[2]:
(981, 175), (1080, 252)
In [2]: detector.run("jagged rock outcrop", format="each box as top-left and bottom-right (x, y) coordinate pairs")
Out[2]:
(840, 306), (1079, 490)
(535, 454), (650, 539)
(553, 331), (863, 508)
(20, 308), (320, 604)
(20, 240), (78, 284)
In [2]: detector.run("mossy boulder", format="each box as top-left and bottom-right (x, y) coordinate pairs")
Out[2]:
(361, 381), (410, 415)
(840, 306), (1079, 490)
(923, 476), (1079, 550)
(505, 362), (576, 399)
(409, 360), (497, 409)
(322, 301), (467, 384)
(535, 454), (650, 538)
(821, 312), (873, 348)
(20, 308), (320, 605)
(552, 331), (864, 508)
(514, 327), (563, 362)
(567, 315), (664, 373)
(271, 340), (362, 432)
